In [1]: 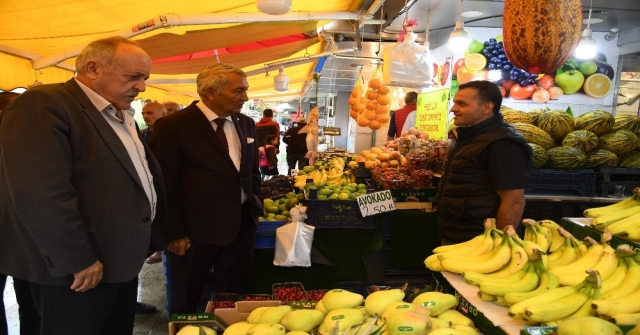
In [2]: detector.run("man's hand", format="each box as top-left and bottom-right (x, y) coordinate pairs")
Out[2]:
(71, 260), (103, 292)
(167, 237), (191, 256)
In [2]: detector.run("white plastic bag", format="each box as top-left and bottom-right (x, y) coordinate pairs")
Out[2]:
(273, 221), (315, 267)
(382, 32), (432, 88)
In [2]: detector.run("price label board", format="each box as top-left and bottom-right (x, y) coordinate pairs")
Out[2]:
(356, 190), (396, 217)
(323, 127), (341, 135)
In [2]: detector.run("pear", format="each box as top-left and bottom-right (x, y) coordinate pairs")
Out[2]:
(355, 306), (367, 316)
(436, 310), (473, 327)
(557, 317), (622, 335)
(177, 324), (217, 335)
(321, 289), (364, 312)
(381, 302), (430, 320)
(364, 289), (405, 316)
(223, 322), (254, 335)
(411, 292), (458, 316)
(258, 306), (293, 324)
(247, 307), (271, 324)
(281, 309), (325, 332)
(385, 310), (431, 335)
(246, 323), (286, 335)
(319, 308), (364, 333)
(315, 300), (328, 313)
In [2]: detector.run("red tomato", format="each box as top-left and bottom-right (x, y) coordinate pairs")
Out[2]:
(510, 84), (538, 100)
(536, 74), (555, 90)
(453, 58), (466, 78)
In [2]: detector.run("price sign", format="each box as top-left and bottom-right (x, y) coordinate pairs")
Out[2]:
(357, 190), (396, 217)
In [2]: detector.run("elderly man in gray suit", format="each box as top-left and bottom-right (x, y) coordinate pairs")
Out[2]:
(0, 36), (168, 334)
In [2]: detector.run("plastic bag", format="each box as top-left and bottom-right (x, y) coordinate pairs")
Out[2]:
(382, 32), (432, 89)
(349, 74), (366, 121)
(273, 221), (315, 267)
(362, 64), (391, 130)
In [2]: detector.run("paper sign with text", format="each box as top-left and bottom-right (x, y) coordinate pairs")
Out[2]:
(357, 190), (396, 217)
(415, 88), (450, 140)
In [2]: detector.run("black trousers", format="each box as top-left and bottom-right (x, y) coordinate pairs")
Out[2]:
(0, 275), (40, 335)
(29, 276), (137, 335)
(286, 154), (309, 174)
(167, 203), (256, 313)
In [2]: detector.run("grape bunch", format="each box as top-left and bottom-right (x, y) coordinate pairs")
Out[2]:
(509, 68), (539, 87)
(482, 39), (512, 72)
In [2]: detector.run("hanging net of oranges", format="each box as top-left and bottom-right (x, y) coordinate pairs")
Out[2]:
(348, 74), (366, 122)
(360, 64), (391, 130)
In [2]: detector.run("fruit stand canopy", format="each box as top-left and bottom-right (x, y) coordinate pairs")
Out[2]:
(0, 0), (365, 105)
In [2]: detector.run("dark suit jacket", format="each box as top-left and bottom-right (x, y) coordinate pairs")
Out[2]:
(0, 79), (168, 285)
(148, 101), (262, 245)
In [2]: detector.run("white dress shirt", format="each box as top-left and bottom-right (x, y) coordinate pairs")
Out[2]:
(196, 101), (247, 203)
(75, 79), (157, 219)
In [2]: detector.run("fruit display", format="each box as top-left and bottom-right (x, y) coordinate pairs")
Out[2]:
(356, 65), (391, 131)
(583, 190), (640, 241)
(260, 175), (295, 199)
(307, 182), (368, 201)
(504, 107), (640, 170)
(353, 146), (406, 171)
(292, 157), (355, 189)
(502, 0), (582, 75)
(177, 324), (217, 335)
(259, 193), (305, 222)
(372, 167), (434, 189)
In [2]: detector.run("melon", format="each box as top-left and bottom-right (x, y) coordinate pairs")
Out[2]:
(618, 151), (640, 168)
(513, 123), (555, 150)
(561, 130), (598, 153)
(503, 0), (582, 74)
(597, 130), (638, 156)
(502, 109), (533, 124)
(546, 147), (587, 170)
(585, 149), (618, 168)
(529, 143), (548, 169)
(535, 110), (574, 141)
(574, 110), (615, 136)
(527, 108), (546, 124)
(612, 114), (640, 132)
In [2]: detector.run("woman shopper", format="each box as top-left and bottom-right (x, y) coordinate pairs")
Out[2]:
(259, 134), (279, 180)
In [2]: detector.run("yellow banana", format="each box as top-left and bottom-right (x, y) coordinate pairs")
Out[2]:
(424, 254), (446, 272)
(601, 257), (640, 300)
(477, 291), (495, 302)
(600, 258), (628, 294)
(508, 282), (586, 320)
(504, 264), (559, 306)
(493, 295), (509, 306)
(536, 225), (554, 251)
(592, 204), (640, 229)
(440, 236), (512, 274)
(592, 288), (640, 316)
(557, 243), (618, 286)
(463, 263), (531, 287)
(548, 237), (570, 264)
(611, 313), (640, 326)
(486, 237), (528, 277)
(622, 226), (640, 240)
(479, 264), (539, 296)
(549, 243), (604, 277)
(433, 220), (495, 254)
(524, 285), (592, 322)
(583, 194), (640, 218)
(549, 239), (579, 269)
(602, 211), (640, 235)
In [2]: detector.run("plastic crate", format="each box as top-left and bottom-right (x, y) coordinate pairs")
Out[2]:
(205, 292), (241, 313)
(306, 199), (375, 229)
(525, 169), (596, 197)
(594, 166), (640, 197)
(255, 220), (289, 248)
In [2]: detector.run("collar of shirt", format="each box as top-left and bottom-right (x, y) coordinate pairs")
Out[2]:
(75, 78), (135, 118)
(196, 101), (232, 123)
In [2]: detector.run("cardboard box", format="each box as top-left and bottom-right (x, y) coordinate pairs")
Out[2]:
(213, 300), (281, 327)
(168, 313), (222, 335)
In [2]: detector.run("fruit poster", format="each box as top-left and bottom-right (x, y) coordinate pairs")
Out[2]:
(450, 28), (619, 110)
(415, 88), (450, 140)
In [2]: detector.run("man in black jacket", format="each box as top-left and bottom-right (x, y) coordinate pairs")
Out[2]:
(435, 81), (532, 244)
(282, 117), (309, 174)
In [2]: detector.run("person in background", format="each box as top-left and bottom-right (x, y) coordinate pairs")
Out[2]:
(401, 110), (417, 134)
(148, 62), (262, 314)
(0, 91), (40, 335)
(259, 134), (279, 180)
(435, 80), (531, 244)
(140, 102), (167, 143)
(282, 117), (309, 174)
(255, 108), (280, 146)
(387, 91), (418, 140)
(163, 101), (181, 115)
(0, 36), (168, 334)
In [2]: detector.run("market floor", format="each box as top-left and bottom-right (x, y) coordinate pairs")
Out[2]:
(3, 261), (171, 335)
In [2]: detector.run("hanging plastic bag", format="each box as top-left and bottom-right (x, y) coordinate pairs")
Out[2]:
(362, 64), (391, 130)
(273, 205), (314, 267)
(382, 32), (432, 89)
(348, 74), (366, 121)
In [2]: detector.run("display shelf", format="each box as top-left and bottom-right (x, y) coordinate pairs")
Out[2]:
(561, 217), (640, 251)
(432, 272), (528, 335)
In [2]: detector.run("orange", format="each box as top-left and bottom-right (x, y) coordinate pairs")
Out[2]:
(583, 73), (612, 99)
(369, 120), (382, 130)
(464, 53), (487, 71)
(357, 116), (370, 127)
(457, 66), (489, 85)
(365, 110), (378, 121)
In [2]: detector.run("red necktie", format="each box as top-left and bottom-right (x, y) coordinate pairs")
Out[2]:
(214, 118), (229, 152)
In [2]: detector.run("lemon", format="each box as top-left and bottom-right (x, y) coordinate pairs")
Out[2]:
(464, 53), (487, 71)
(349, 193), (358, 200)
(338, 192), (350, 201)
(358, 189), (367, 195)
(329, 194), (339, 200)
(357, 184), (367, 190)
(286, 192), (296, 199)
(317, 195), (328, 200)
(285, 198), (300, 209)
(264, 198), (274, 205)
(267, 213), (276, 218)
(318, 189), (333, 196)
(296, 193), (305, 201)
(583, 73), (612, 99)
(333, 188), (341, 194)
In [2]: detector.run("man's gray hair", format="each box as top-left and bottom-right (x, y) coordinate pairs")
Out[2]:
(76, 36), (140, 73)
(196, 63), (246, 97)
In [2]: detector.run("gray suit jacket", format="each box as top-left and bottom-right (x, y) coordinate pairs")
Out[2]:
(0, 79), (168, 285)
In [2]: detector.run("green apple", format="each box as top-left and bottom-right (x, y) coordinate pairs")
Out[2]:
(578, 61), (597, 76)
(555, 70), (585, 95)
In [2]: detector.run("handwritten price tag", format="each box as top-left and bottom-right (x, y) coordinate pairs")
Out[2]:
(357, 190), (396, 217)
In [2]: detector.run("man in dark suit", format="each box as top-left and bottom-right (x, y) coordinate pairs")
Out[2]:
(149, 63), (262, 314)
(0, 36), (168, 334)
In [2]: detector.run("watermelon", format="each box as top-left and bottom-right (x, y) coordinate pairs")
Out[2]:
(619, 151), (640, 168)
(513, 123), (555, 150)
(574, 110), (615, 135)
(612, 114), (640, 132)
(536, 110), (575, 141)
(529, 143), (548, 169)
(546, 147), (587, 170)
(585, 149), (618, 168)
(597, 130), (638, 156)
(561, 130), (599, 153)
(502, 109), (534, 125)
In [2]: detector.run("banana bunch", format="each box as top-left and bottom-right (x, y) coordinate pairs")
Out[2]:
(547, 228), (588, 269)
(511, 270), (603, 323)
(589, 246), (640, 319)
(425, 218), (505, 273)
(537, 220), (565, 253)
(584, 191), (640, 218)
(583, 191), (640, 240)
(522, 219), (554, 253)
(293, 157), (351, 188)
(549, 232), (619, 286)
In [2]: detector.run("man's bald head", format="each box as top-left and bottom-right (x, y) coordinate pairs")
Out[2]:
(141, 102), (166, 130)
(163, 101), (181, 115)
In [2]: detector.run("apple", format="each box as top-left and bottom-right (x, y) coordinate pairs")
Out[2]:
(555, 70), (585, 95)
(578, 61), (597, 76)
